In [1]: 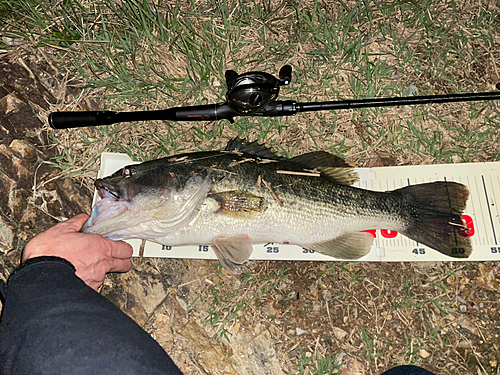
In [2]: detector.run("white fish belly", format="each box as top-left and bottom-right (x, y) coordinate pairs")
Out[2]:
(153, 196), (402, 247)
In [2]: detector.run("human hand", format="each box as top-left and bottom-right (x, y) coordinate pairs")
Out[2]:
(23, 214), (134, 291)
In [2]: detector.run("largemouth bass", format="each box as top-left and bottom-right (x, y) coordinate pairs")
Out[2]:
(82, 139), (472, 272)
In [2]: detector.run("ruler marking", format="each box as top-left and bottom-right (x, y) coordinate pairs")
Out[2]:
(488, 174), (500, 243)
(473, 176), (488, 245)
(482, 175), (497, 245)
(465, 176), (480, 247)
(442, 176), (461, 247)
(490, 174), (500, 224)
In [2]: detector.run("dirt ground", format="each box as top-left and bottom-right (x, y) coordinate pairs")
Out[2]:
(1, 49), (500, 375)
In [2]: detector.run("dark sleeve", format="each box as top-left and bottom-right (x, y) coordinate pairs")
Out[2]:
(381, 366), (436, 375)
(0, 256), (182, 375)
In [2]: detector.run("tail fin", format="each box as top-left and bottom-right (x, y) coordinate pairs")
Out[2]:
(397, 181), (472, 258)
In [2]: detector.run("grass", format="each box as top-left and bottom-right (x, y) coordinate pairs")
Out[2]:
(200, 266), (291, 341)
(291, 348), (342, 375)
(2, 0), (500, 373)
(3, 0), (499, 170)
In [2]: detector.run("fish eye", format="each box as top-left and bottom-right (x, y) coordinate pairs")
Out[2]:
(122, 167), (133, 178)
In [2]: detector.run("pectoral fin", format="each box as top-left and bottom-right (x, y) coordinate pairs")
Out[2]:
(211, 191), (268, 218)
(303, 232), (373, 259)
(212, 235), (254, 274)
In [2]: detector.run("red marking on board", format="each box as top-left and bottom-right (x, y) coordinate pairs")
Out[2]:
(362, 215), (475, 239)
(361, 229), (398, 239)
(362, 229), (377, 238)
(381, 229), (398, 238)
(458, 214), (475, 237)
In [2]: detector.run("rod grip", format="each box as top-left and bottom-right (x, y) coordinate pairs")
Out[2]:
(49, 111), (117, 129)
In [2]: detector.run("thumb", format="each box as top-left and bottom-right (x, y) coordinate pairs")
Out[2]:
(61, 214), (91, 231)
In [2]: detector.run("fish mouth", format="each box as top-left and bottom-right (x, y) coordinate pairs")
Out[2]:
(95, 179), (120, 200)
(82, 180), (132, 233)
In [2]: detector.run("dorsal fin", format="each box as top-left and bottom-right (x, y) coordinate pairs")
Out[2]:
(225, 139), (359, 186)
(225, 138), (282, 160)
(290, 151), (351, 169)
(290, 151), (359, 186)
(316, 167), (359, 185)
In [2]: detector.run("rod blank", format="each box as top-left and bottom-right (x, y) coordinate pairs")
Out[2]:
(49, 89), (500, 129)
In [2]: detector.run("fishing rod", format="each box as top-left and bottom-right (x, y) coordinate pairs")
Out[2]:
(49, 65), (500, 129)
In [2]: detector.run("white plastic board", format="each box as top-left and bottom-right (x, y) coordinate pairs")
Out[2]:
(92, 153), (500, 262)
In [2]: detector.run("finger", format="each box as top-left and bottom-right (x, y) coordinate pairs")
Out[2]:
(75, 268), (106, 291)
(108, 258), (133, 273)
(60, 213), (90, 231)
(110, 241), (134, 260)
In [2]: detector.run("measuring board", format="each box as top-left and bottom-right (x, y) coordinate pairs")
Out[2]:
(91, 153), (500, 262)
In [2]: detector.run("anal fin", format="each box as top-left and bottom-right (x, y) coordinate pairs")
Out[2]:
(212, 235), (254, 274)
(303, 232), (373, 260)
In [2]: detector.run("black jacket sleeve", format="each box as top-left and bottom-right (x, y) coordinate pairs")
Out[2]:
(0, 256), (182, 375)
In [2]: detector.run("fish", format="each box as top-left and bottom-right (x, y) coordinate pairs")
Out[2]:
(82, 138), (472, 272)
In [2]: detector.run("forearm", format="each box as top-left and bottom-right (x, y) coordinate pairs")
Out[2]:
(0, 257), (181, 374)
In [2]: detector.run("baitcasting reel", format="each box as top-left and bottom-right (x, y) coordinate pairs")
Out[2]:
(225, 65), (292, 115)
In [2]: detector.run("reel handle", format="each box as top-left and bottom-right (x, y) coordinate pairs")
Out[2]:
(278, 65), (292, 85)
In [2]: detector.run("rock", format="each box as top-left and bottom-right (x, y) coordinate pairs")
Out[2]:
(0, 58), (92, 271)
(457, 316), (478, 336)
(336, 352), (364, 375)
(101, 260), (169, 325)
(419, 349), (431, 358)
(262, 302), (278, 317)
(322, 290), (333, 301)
(477, 263), (500, 291)
(296, 327), (309, 336)
(9, 139), (38, 161)
(179, 320), (213, 351)
(198, 346), (237, 375)
(154, 314), (173, 344)
(414, 262), (442, 271)
(332, 326), (348, 340)
(0, 214), (14, 252)
(0, 93), (25, 115)
(175, 295), (188, 315)
(227, 328), (286, 375)
(0, 92), (49, 141)
(178, 320), (238, 375)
